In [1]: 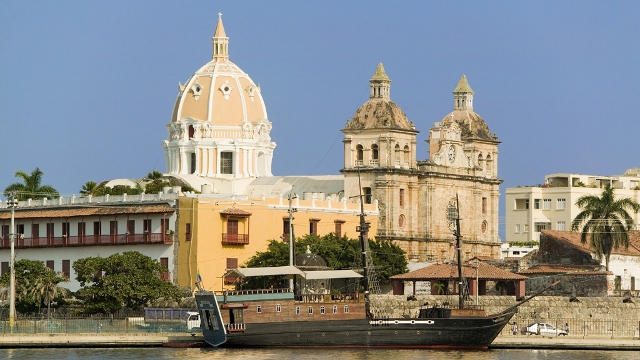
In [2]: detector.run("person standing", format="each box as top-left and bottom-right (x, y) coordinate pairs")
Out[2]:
(565, 322), (570, 335)
(512, 322), (518, 335)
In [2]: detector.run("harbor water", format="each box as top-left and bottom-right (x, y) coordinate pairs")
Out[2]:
(0, 347), (637, 360)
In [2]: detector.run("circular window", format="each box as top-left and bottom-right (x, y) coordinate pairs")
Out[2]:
(481, 220), (488, 233)
(224, 87), (230, 91)
(399, 214), (405, 228)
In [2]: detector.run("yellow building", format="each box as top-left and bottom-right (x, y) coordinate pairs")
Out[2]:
(176, 193), (378, 291)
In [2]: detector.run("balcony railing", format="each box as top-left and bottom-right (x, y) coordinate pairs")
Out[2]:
(369, 159), (379, 167)
(0, 233), (173, 249)
(222, 233), (249, 245)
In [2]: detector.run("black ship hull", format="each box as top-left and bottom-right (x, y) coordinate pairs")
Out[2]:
(208, 315), (514, 348)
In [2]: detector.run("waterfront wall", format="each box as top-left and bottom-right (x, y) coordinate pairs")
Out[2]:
(370, 295), (640, 322)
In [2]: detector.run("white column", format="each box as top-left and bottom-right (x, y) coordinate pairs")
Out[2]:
(179, 149), (188, 174)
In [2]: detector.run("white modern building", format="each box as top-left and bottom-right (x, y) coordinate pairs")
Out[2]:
(0, 194), (178, 291)
(505, 168), (640, 244)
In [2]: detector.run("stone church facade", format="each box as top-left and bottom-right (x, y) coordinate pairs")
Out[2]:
(341, 65), (502, 261)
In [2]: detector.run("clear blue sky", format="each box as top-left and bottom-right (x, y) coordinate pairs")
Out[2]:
(2, 1), (639, 238)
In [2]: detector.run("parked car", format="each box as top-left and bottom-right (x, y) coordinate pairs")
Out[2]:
(523, 322), (568, 336)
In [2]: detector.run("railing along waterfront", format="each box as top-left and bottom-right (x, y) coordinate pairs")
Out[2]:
(0, 316), (200, 335)
(499, 317), (640, 339)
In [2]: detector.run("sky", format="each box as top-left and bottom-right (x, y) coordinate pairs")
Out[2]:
(1, 1), (639, 238)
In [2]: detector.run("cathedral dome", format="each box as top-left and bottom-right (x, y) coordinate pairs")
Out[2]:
(170, 15), (267, 126)
(295, 246), (328, 270)
(440, 75), (494, 141)
(345, 64), (414, 132)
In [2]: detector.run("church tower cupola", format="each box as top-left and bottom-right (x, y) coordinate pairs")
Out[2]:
(453, 75), (473, 110)
(212, 13), (229, 60)
(369, 63), (391, 100)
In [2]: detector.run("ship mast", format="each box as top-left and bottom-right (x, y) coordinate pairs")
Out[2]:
(356, 167), (370, 293)
(455, 194), (464, 310)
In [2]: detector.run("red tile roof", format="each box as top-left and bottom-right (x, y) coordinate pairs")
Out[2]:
(0, 204), (174, 220)
(542, 230), (640, 257)
(390, 262), (527, 281)
(519, 265), (609, 275)
(219, 207), (252, 217)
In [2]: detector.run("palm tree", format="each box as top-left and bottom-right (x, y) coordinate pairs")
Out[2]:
(4, 168), (59, 201)
(80, 181), (98, 197)
(571, 184), (640, 271)
(147, 170), (164, 181)
(29, 269), (68, 319)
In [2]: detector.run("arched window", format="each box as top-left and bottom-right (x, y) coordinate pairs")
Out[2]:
(188, 125), (195, 140)
(403, 145), (410, 164)
(371, 144), (379, 160)
(478, 154), (484, 169)
(394, 144), (401, 164)
(356, 144), (364, 166)
(486, 155), (493, 172)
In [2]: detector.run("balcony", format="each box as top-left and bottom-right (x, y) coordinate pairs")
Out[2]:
(222, 233), (249, 245)
(355, 160), (364, 167)
(0, 233), (173, 249)
(369, 159), (379, 167)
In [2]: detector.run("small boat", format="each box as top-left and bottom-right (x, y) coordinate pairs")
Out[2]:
(195, 195), (554, 348)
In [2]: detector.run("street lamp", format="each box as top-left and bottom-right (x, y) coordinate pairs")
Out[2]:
(7, 192), (18, 332)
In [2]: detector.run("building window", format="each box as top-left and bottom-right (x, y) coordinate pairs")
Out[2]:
(78, 222), (85, 241)
(309, 219), (319, 236)
(515, 224), (521, 233)
(1, 225), (8, 240)
(190, 152), (197, 174)
(534, 199), (541, 209)
(62, 260), (70, 279)
(160, 257), (170, 281)
(344, 306), (349, 313)
(333, 305), (337, 314)
(162, 218), (169, 235)
(226, 258), (238, 270)
(296, 307), (300, 315)
(524, 224), (529, 233)
(557, 221), (566, 231)
(276, 304), (281, 312)
(221, 151), (233, 174)
(320, 306), (325, 314)
(224, 258), (238, 284)
(557, 198), (566, 210)
(47, 223), (55, 244)
(543, 199), (551, 210)
(283, 218), (290, 239)
(363, 187), (372, 204)
(308, 306), (313, 314)
(257, 305), (262, 313)
(356, 144), (364, 165)
(185, 223), (191, 241)
(334, 220), (345, 238)
(127, 220), (135, 235)
(482, 197), (487, 214)
(227, 219), (239, 236)
(46, 260), (54, 270)
(371, 144), (379, 160)
(32, 224), (40, 241)
(515, 199), (529, 210)
(399, 189), (405, 208)
(404, 145), (410, 164)
(62, 222), (70, 237)
(143, 219), (152, 233)
(110, 221), (118, 241)
(1, 262), (9, 275)
(93, 221), (101, 237)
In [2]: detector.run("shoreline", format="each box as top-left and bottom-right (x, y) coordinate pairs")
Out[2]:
(0, 333), (638, 350)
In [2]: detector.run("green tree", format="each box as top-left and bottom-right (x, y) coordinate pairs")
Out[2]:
(3, 168), (59, 201)
(0, 259), (67, 315)
(73, 251), (182, 314)
(240, 233), (407, 289)
(571, 184), (640, 271)
(29, 270), (69, 319)
(80, 181), (98, 197)
(143, 170), (171, 194)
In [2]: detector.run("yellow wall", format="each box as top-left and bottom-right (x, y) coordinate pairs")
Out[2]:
(176, 196), (378, 292)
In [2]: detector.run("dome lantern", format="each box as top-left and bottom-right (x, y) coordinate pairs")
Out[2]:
(212, 13), (229, 60)
(453, 75), (474, 111)
(369, 63), (391, 100)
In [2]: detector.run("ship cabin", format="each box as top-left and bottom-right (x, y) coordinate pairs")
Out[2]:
(216, 266), (365, 332)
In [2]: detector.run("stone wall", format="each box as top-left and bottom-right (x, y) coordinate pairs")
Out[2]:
(526, 274), (609, 297)
(370, 294), (640, 323)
